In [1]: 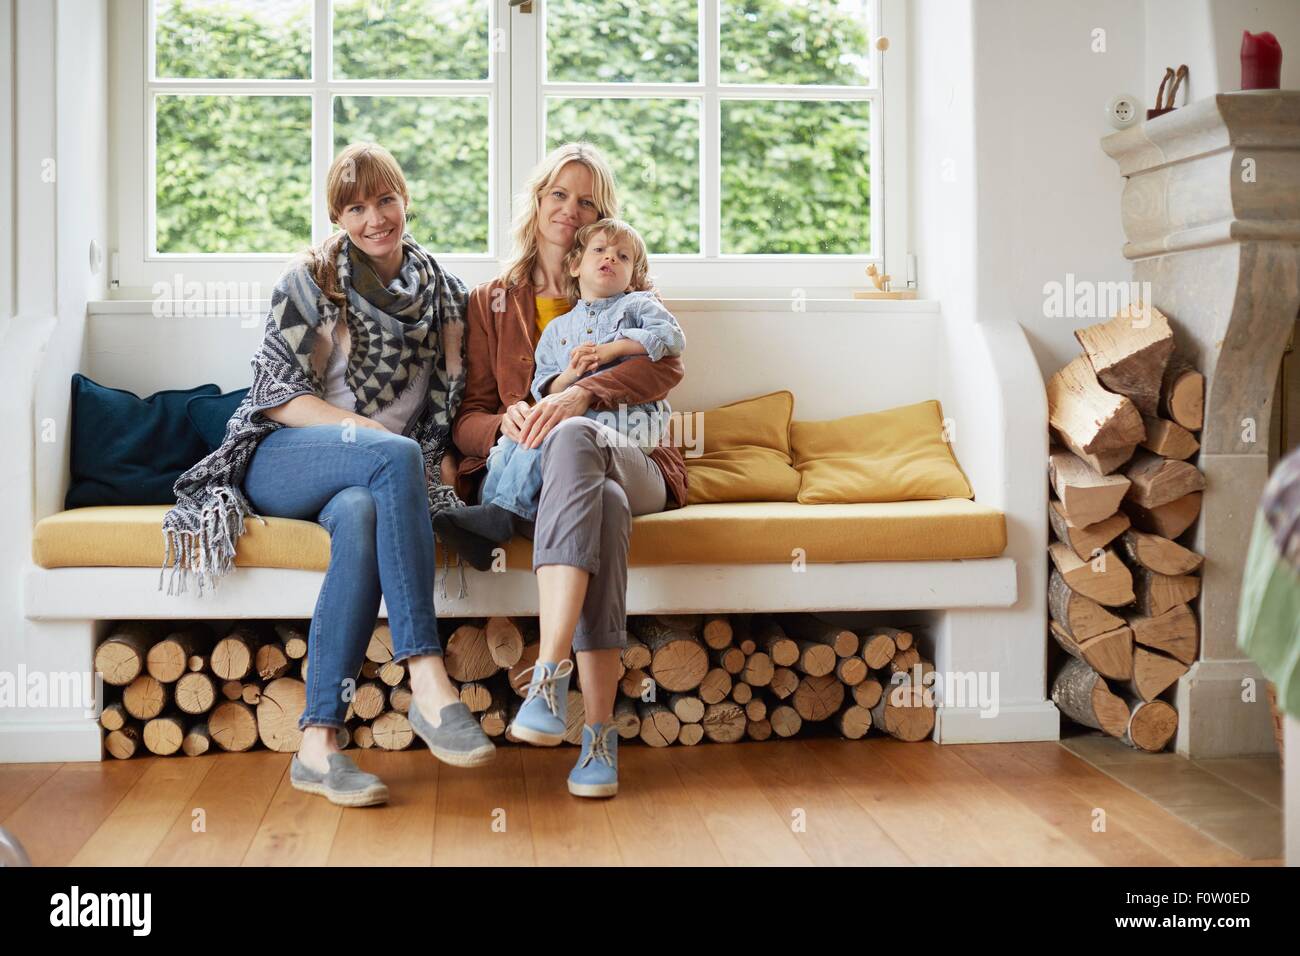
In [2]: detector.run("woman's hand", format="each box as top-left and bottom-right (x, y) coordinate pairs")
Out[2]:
(518, 386), (593, 449)
(439, 447), (460, 486)
(350, 416), (390, 433)
(500, 400), (531, 442)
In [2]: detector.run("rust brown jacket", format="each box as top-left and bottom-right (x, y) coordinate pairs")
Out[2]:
(451, 279), (688, 509)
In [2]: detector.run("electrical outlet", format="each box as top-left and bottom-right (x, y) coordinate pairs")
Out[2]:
(1107, 94), (1141, 129)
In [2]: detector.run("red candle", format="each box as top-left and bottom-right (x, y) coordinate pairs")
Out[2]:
(1241, 30), (1282, 90)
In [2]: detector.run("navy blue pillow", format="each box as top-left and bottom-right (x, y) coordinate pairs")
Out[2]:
(64, 374), (221, 509)
(187, 388), (249, 453)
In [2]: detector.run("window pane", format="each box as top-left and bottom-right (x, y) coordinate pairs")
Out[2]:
(156, 95), (311, 253)
(154, 0), (311, 79)
(720, 0), (871, 86)
(334, 96), (490, 254)
(333, 0), (489, 80)
(547, 98), (699, 254)
(546, 0), (699, 83)
(721, 99), (869, 254)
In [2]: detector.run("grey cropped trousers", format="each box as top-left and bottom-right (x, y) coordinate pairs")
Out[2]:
(530, 416), (669, 652)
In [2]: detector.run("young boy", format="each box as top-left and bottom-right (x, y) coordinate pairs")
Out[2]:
(433, 218), (684, 571)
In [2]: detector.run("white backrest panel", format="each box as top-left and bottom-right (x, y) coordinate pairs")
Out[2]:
(86, 311), (265, 395)
(670, 307), (943, 418)
(84, 304), (946, 422)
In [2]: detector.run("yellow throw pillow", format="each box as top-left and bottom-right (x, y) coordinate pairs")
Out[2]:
(679, 390), (802, 504)
(791, 399), (974, 504)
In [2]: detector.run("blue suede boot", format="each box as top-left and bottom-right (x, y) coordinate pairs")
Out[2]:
(509, 659), (573, 746)
(567, 722), (618, 798)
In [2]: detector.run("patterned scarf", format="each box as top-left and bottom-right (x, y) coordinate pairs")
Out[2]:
(159, 232), (467, 596)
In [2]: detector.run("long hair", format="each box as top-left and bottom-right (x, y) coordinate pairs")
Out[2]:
(302, 142), (412, 306)
(501, 142), (619, 289)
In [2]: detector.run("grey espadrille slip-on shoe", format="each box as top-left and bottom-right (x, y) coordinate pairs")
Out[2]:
(408, 698), (497, 768)
(290, 752), (389, 807)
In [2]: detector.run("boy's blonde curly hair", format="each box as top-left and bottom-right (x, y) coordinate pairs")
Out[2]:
(564, 218), (652, 300)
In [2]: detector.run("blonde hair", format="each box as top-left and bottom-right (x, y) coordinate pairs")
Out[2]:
(501, 143), (620, 289)
(564, 218), (652, 300)
(304, 143), (412, 305)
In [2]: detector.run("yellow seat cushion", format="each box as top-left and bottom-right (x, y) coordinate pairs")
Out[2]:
(29, 505), (534, 572)
(791, 399), (974, 504)
(627, 500), (1004, 563)
(32, 500), (1007, 570)
(679, 390), (802, 504)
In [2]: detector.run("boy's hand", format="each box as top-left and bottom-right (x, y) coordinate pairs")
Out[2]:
(548, 344), (600, 393)
(565, 343), (600, 379)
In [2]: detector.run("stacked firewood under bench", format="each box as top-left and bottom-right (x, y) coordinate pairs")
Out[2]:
(1046, 302), (1205, 753)
(93, 613), (938, 758)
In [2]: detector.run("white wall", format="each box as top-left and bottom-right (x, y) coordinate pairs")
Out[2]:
(56, 0), (110, 318)
(922, 0), (1300, 382)
(910, 0), (1146, 473)
(909, 0), (976, 318)
(0, 3), (58, 758)
(0, 0), (109, 754)
(909, 0), (1144, 382)
(912, 0), (1300, 381)
(1147, 0), (1300, 101)
(1143, 0), (1218, 104)
(0, 0), (14, 333)
(970, 0), (1144, 380)
(911, 0), (1145, 379)
(43, 0), (110, 522)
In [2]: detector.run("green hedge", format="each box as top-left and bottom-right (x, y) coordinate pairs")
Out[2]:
(154, 0), (872, 255)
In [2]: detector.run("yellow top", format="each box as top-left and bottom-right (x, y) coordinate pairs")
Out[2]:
(535, 295), (572, 336)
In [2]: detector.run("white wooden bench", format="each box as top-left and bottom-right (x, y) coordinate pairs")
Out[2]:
(2, 298), (1055, 761)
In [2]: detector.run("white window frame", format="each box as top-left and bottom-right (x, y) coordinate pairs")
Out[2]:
(110, 0), (908, 299)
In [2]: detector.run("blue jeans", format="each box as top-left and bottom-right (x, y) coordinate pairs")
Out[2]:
(479, 433), (545, 520)
(242, 425), (443, 730)
(480, 408), (636, 519)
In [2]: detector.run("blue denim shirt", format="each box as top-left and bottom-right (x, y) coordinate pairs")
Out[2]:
(530, 291), (685, 446)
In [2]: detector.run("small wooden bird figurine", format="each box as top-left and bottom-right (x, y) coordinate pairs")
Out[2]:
(854, 264), (917, 300)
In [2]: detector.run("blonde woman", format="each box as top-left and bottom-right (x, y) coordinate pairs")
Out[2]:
(162, 143), (496, 807)
(450, 144), (688, 797)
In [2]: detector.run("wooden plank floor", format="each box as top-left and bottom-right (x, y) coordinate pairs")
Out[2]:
(0, 739), (1277, 866)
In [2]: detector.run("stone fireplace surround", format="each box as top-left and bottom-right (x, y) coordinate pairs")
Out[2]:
(1102, 91), (1300, 758)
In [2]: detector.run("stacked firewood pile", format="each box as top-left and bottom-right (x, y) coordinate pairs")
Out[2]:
(95, 614), (937, 758)
(1046, 302), (1205, 752)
